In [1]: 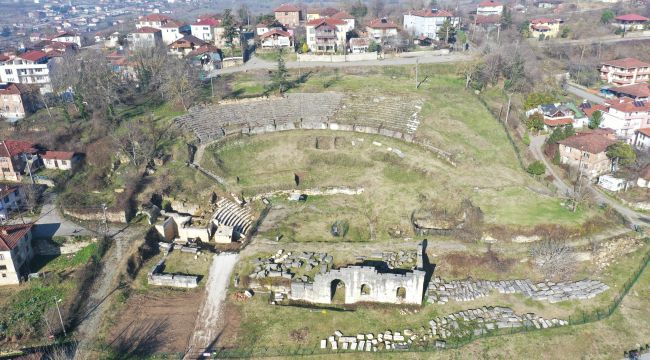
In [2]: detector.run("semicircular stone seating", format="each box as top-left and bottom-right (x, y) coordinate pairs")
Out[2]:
(212, 198), (254, 237)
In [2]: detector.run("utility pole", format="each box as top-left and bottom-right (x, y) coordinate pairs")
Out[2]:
(497, 23), (501, 44)
(415, 57), (419, 89)
(101, 203), (108, 236)
(54, 297), (66, 337)
(504, 93), (512, 126)
(23, 153), (34, 184)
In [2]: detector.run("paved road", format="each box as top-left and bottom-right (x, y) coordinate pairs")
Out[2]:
(539, 34), (650, 47)
(565, 83), (606, 105)
(529, 135), (648, 227)
(33, 193), (93, 238)
(213, 52), (473, 75)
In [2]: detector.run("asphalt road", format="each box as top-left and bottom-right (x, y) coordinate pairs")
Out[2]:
(212, 52), (473, 75)
(565, 83), (606, 104)
(33, 193), (93, 238)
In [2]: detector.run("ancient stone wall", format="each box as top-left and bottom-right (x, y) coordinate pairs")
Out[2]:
(290, 266), (426, 305)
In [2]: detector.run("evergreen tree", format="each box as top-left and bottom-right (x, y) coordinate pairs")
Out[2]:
(501, 7), (512, 29)
(436, 20), (456, 44)
(589, 110), (603, 129)
(268, 49), (290, 94)
(222, 9), (238, 57)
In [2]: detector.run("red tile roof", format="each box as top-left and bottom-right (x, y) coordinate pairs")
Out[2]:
(193, 17), (221, 27)
(367, 18), (399, 29)
(160, 20), (185, 28)
(187, 44), (221, 57)
(0, 224), (33, 251)
(170, 35), (207, 49)
(0, 83), (22, 95)
(479, 0), (502, 6)
(640, 164), (650, 181)
(606, 98), (650, 113)
(406, 9), (455, 17)
(602, 57), (650, 69)
(260, 29), (292, 39)
(274, 4), (301, 12)
(135, 26), (161, 34)
(306, 17), (346, 26)
(582, 104), (607, 118)
(49, 31), (77, 40)
(611, 83), (650, 98)
(637, 128), (650, 137)
(41, 151), (75, 160)
(139, 14), (172, 22)
(615, 14), (650, 22)
(544, 117), (573, 126)
(0, 140), (38, 158)
(0, 54), (10, 62)
(558, 133), (617, 154)
(531, 17), (558, 24)
(19, 50), (48, 62)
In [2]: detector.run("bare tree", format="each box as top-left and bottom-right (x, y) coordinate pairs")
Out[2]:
(530, 239), (576, 280)
(370, 0), (386, 17)
(22, 184), (42, 215)
(159, 58), (200, 111)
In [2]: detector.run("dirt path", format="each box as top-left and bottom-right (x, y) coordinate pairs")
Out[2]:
(185, 252), (239, 359)
(74, 226), (144, 359)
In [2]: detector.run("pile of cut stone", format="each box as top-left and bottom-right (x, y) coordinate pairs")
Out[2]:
(248, 249), (333, 282)
(429, 306), (567, 340)
(366, 250), (417, 269)
(428, 277), (609, 304)
(320, 329), (427, 352)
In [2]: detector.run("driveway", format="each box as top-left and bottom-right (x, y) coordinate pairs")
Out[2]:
(212, 52), (473, 76)
(565, 83), (606, 104)
(33, 193), (93, 239)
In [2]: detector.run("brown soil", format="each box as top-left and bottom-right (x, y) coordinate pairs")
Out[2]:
(107, 291), (202, 354)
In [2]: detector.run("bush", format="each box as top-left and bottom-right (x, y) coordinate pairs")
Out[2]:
(527, 161), (546, 176)
(522, 132), (531, 146)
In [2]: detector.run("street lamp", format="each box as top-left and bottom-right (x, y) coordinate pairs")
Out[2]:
(54, 297), (66, 337)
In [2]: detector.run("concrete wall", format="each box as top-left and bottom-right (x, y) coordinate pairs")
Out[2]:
(147, 259), (199, 288)
(290, 266), (426, 305)
(297, 52), (378, 62)
(63, 208), (128, 223)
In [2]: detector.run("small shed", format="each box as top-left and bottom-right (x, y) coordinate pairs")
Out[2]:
(598, 175), (628, 192)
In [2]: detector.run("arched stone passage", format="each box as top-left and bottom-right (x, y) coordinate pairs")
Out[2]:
(330, 279), (346, 303)
(360, 284), (371, 296)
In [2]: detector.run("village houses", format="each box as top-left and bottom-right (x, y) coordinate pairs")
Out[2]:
(305, 18), (348, 53)
(260, 29), (293, 49)
(613, 14), (649, 31)
(48, 31), (82, 47)
(366, 18), (400, 43)
(0, 186), (25, 221)
(477, 0), (504, 16)
(0, 83), (38, 121)
(0, 51), (53, 93)
(529, 18), (561, 39)
(0, 140), (39, 182)
(130, 27), (163, 49)
(526, 103), (588, 129)
(0, 224), (35, 286)
(600, 98), (650, 142)
(41, 151), (80, 170)
(274, 4), (302, 27)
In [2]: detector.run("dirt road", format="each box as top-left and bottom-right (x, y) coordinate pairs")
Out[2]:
(185, 252), (239, 359)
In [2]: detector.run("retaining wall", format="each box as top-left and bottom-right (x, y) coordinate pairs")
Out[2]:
(297, 52), (378, 62)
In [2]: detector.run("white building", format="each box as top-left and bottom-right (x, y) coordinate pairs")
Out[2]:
(634, 128), (650, 149)
(598, 175), (628, 192)
(403, 9), (460, 40)
(41, 151), (80, 170)
(190, 17), (220, 43)
(306, 18), (348, 53)
(477, 0), (504, 16)
(48, 31), (82, 47)
(0, 224), (34, 286)
(332, 11), (356, 33)
(136, 13), (172, 30)
(260, 29), (293, 49)
(160, 20), (185, 45)
(601, 98), (650, 143)
(366, 18), (400, 43)
(0, 186), (25, 221)
(130, 27), (163, 49)
(0, 51), (52, 93)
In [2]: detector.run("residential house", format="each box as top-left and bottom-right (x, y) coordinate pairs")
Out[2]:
(190, 17), (220, 42)
(598, 175), (628, 192)
(0, 186), (25, 221)
(160, 20), (186, 45)
(474, 14), (501, 28)
(130, 27), (163, 49)
(0, 223), (34, 285)
(41, 151), (80, 170)
(332, 11), (356, 32)
(534, 0), (563, 9)
(477, 0), (504, 16)
(0, 140), (39, 182)
(634, 128), (650, 149)
(0, 83), (38, 121)
(169, 35), (207, 57)
(0, 51), (52, 93)
(614, 14), (649, 31)
(256, 21), (286, 36)
(136, 13), (172, 30)
(600, 58), (650, 85)
(601, 98), (650, 142)
(306, 7), (339, 21)
(527, 103), (588, 129)
(260, 29), (293, 49)
(366, 18), (400, 43)
(350, 37), (370, 53)
(48, 31), (81, 47)
(274, 3), (301, 27)
(403, 8), (460, 40)
(558, 131), (617, 178)
(529, 18), (561, 38)
(305, 18), (348, 53)
(187, 44), (222, 71)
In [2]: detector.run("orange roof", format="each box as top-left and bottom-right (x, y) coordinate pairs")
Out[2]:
(19, 50), (48, 62)
(615, 14), (650, 22)
(193, 17), (221, 27)
(41, 151), (75, 160)
(332, 11), (354, 19)
(0, 140), (37, 158)
(0, 83), (22, 95)
(582, 104), (607, 118)
(606, 98), (650, 113)
(260, 29), (292, 39)
(611, 83), (650, 98)
(558, 133), (617, 154)
(637, 128), (650, 137)
(139, 14), (171, 22)
(0, 224), (33, 251)
(479, 0), (502, 6)
(135, 26), (161, 33)
(544, 117), (573, 126)
(367, 18), (399, 29)
(531, 17), (558, 24)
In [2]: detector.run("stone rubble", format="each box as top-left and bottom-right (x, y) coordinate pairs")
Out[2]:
(321, 307), (568, 352)
(363, 250), (417, 269)
(428, 277), (609, 304)
(248, 249), (332, 281)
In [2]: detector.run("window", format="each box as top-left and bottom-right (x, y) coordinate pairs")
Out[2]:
(0, 265), (6, 270)
(0, 254), (3, 260)
(1, 274), (5, 278)
(4, 69), (11, 75)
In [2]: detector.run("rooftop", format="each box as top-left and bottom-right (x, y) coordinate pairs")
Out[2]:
(558, 133), (617, 154)
(406, 9), (455, 17)
(41, 151), (76, 160)
(274, 3), (301, 13)
(0, 140), (38, 158)
(615, 13), (650, 22)
(0, 224), (33, 251)
(367, 18), (399, 29)
(601, 57), (650, 69)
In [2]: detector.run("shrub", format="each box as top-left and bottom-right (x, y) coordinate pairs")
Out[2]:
(527, 161), (545, 176)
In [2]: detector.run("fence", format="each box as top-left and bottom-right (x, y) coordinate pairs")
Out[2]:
(211, 238), (650, 358)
